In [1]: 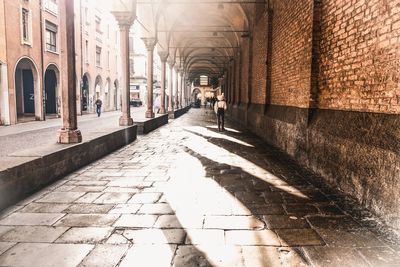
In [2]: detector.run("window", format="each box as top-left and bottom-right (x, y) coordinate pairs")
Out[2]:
(96, 46), (102, 67)
(200, 75), (209, 86)
(84, 7), (89, 24)
(44, 0), (58, 15)
(95, 16), (102, 33)
(45, 21), (57, 52)
(21, 8), (30, 43)
(130, 59), (134, 76)
(107, 51), (110, 69)
(85, 41), (89, 63)
(129, 37), (134, 53)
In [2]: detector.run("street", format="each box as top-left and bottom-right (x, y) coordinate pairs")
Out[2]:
(0, 108), (146, 158)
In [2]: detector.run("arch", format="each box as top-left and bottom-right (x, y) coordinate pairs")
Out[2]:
(82, 72), (91, 112)
(14, 56), (40, 120)
(94, 75), (103, 99)
(105, 77), (111, 111)
(44, 64), (60, 114)
(114, 79), (119, 110)
(192, 87), (201, 95)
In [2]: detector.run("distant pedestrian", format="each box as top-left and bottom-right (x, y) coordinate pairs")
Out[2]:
(214, 94), (227, 132)
(212, 96), (217, 109)
(95, 98), (102, 117)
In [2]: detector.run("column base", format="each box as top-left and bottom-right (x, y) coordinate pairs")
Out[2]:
(57, 129), (82, 144)
(119, 116), (134, 126)
(145, 110), (155, 118)
(160, 107), (166, 114)
(168, 107), (174, 112)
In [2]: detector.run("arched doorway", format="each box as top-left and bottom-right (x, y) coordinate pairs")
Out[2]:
(192, 88), (201, 108)
(114, 80), (119, 110)
(14, 57), (39, 120)
(44, 64), (59, 114)
(95, 75), (102, 99)
(105, 78), (111, 111)
(82, 73), (90, 112)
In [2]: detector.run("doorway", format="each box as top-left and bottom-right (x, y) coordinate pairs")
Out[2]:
(44, 68), (57, 114)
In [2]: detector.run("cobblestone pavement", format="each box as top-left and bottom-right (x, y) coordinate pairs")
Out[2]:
(0, 108), (399, 266)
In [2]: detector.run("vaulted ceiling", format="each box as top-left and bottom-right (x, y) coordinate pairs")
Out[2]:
(136, 0), (255, 82)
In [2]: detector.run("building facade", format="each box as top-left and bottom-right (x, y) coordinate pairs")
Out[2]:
(0, 0), (121, 125)
(75, 0), (121, 115)
(129, 22), (162, 107)
(0, 0), (8, 125)
(1, 0), (66, 125)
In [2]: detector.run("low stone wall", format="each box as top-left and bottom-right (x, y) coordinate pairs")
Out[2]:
(135, 114), (168, 135)
(169, 106), (191, 119)
(0, 125), (137, 211)
(230, 104), (400, 232)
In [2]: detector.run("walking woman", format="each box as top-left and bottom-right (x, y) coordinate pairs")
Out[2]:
(214, 94), (227, 132)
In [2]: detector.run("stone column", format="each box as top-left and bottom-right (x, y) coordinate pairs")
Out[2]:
(175, 67), (179, 109)
(118, 23), (134, 126)
(219, 77), (224, 96)
(236, 50), (241, 104)
(230, 59), (235, 104)
(168, 60), (175, 112)
(179, 71), (184, 108)
(158, 51), (168, 114)
(57, 0), (82, 143)
(142, 37), (157, 118)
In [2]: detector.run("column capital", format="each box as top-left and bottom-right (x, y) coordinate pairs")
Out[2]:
(112, 12), (135, 28)
(141, 37), (157, 51)
(158, 51), (169, 62)
(168, 59), (175, 68)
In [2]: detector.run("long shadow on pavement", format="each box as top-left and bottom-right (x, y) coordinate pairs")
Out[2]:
(180, 125), (398, 267)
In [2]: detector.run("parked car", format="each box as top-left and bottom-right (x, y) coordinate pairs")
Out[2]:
(130, 99), (142, 107)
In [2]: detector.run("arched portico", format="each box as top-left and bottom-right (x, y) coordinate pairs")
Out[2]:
(82, 73), (91, 112)
(14, 57), (42, 122)
(114, 79), (119, 110)
(44, 64), (60, 115)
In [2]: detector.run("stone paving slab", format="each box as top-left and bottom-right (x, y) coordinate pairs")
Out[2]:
(0, 108), (398, 266)
(0, 243), (93, 267)
(0, 226), (68, 243)
(79, 244), (130, 267)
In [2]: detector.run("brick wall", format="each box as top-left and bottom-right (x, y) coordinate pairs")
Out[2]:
(240, 37), (250, 104)
(270, 0), (314, 108)
(230, 0), (400, 232)
(250, 10), (267, 104)
(318, 0), (400, 113)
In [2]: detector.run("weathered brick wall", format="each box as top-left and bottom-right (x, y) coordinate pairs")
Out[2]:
(270, 0), (313, 108)
(231, 0), (400, 233)
(318, 0), (400, 113)
(250, 10), (267, 104)
(240, 37), (250, 104)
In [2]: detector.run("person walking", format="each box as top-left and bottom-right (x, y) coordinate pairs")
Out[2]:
(214, 94), (227, 132)
(95, 98), (103, 117)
